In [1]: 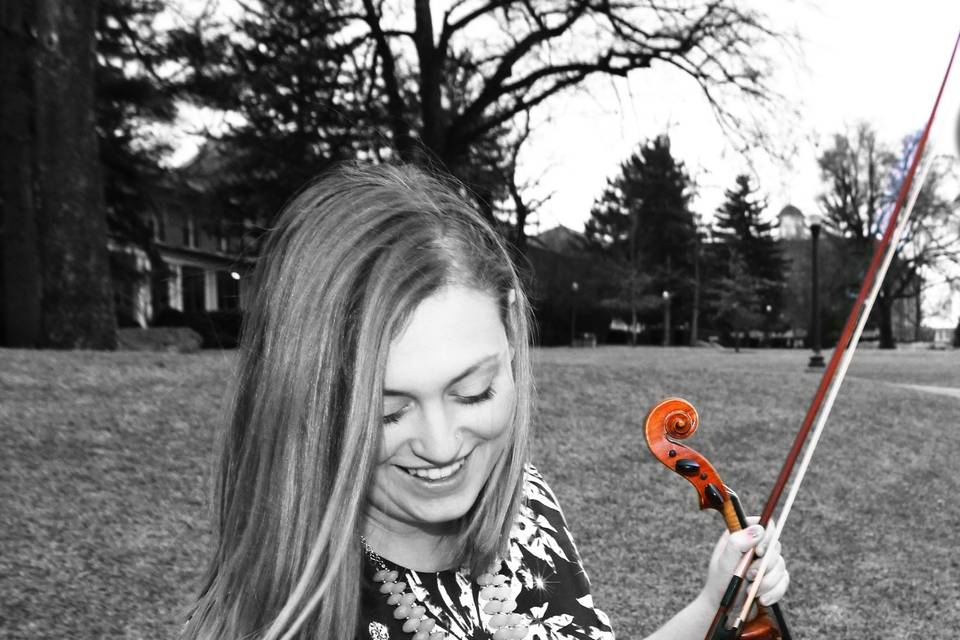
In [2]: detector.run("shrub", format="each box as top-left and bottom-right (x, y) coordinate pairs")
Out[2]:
(151, 308), (242, 348)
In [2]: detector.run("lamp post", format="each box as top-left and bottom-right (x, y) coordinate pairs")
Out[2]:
(662, 290), (671, 347)
(808, 218), (825, 368)
(765, 303), (773, 347)
(570, 281), (579, 347)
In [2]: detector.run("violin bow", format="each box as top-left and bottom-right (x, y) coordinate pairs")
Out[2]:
(705, 31), (960, 639)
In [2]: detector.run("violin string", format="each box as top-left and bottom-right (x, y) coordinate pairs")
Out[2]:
(732, 152), (937, 627)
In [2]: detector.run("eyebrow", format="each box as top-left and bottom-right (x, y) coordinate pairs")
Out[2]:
(383, 353), (501, 397)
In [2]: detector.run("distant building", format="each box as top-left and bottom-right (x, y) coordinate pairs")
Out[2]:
(924, 288), (959, 347)
(778, 204), (807, 240)
(110, 146), (256, 327)
(523, 224), (608, 345)
(528, 224), (591, 255)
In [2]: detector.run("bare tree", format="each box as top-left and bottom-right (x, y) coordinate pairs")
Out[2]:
(502, 115), (554, 252)
(817, 123), (959, 348)
(356, 0), (787, 214)
(187, 1), (787, 239)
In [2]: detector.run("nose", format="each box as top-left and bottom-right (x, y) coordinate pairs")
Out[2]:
(409, 400), (462, 465)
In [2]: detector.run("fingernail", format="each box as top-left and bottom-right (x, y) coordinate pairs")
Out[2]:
(748, 525), (763, 538)
(757, 543), (767, 556)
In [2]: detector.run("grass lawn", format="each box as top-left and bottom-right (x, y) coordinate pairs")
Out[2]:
(1, 346), (958, 638)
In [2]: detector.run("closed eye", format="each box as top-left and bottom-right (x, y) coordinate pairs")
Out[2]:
(454, 386), (496, 405)
(382, 405), (409, 425)
(382, 386), (497, 425)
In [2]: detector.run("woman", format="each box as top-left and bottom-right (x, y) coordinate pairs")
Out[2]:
(182, 163), (788, 640)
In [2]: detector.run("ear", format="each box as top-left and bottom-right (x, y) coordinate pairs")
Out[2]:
(506, 288), (517, 306)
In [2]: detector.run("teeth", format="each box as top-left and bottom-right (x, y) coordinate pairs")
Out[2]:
(404, 458), (465, 481)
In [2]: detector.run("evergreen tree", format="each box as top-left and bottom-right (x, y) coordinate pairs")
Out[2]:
(713, 174), (785, 317)
(585, 135), (697, 289)
(97, 0), (177, 222)
(712, 251), (767, 351)
(634, 136), (698, 283)
(584, 135), (697, 343)
(585, 175), (636, 264)
(187, 1), (378, 225)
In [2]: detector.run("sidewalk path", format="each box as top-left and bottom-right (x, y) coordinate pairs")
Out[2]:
(886, 382), (960, 399)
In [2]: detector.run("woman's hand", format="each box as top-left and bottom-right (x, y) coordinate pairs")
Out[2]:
(701, 517), (790, 611)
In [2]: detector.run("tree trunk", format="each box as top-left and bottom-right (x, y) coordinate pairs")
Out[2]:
(474, 186), (496, 225)
(0, 0), (42, 346)
(413, 0), (444, 154)
(914, 286), (922, 342)
(690, 236), (700, 346)
(876, 288), (895, 349)
(0, 0), (116, 348)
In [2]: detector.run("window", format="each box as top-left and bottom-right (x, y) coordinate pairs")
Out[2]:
(217, 270), (240, 311)
(182, 266), (205, 312)
(182, 215), (196, 248)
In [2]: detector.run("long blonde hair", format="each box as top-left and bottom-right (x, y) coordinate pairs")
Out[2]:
(182, 163), (534, 639)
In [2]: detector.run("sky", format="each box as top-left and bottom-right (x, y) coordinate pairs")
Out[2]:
(521, 1), (960, 234)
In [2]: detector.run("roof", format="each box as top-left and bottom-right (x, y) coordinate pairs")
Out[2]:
(529, 224), (590, 255)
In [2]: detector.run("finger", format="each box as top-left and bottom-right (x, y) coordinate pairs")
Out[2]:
(756, 519), (779, 557)
(758, 558), (787, 593)
(746, 556), (787, 584)
(746, 542), (783, 582)
(745, 553), (782, 582)
(728, 524), (764, 554)
(758, 568), (790, 606)
(757, 538), (781, 560)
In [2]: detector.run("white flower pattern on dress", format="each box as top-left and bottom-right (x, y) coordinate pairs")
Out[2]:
(360, 465), (616, 639)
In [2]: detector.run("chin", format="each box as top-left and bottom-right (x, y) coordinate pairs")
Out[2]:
(410, 486), (485, 525)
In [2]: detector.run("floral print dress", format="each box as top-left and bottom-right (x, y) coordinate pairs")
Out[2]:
(359, 466), (615, 639)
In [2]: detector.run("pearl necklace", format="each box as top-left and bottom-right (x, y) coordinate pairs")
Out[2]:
(361, 537), (530, 640)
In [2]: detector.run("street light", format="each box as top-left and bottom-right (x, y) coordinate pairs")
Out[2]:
(765, 304), (773, 347)
(808, 215), (825, 368)
(570, 281), (579, 347)
(662, 290), (671, 347)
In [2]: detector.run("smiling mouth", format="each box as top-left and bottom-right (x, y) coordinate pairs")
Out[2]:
(399, 457), (467, 481)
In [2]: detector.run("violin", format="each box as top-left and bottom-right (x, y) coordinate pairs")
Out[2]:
(644, 398), (788, 640)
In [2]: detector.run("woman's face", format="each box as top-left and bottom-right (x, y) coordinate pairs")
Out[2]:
(366, 284), (517, 533)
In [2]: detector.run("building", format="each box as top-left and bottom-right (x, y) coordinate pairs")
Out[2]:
(111, 146), (257, 328)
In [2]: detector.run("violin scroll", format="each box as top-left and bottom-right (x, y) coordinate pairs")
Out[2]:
(645, 398), (730, 521)
(663, 404), (698, 439)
